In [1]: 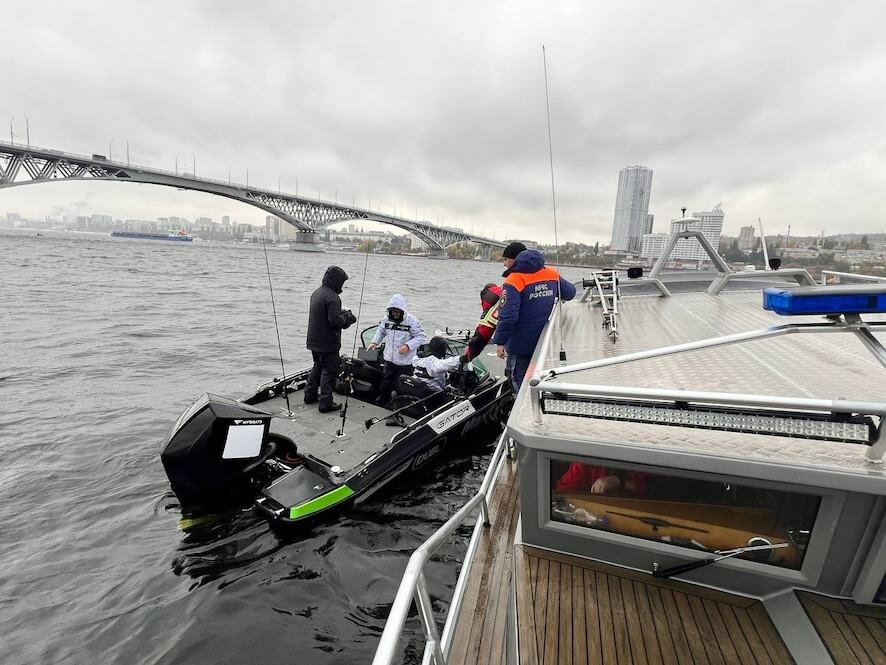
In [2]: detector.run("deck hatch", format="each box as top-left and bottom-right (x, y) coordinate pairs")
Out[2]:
(541, 395), (878, 445)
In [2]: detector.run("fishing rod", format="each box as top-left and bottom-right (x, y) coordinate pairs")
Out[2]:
(259, 229), (292, 415)
(542, 45), (567, 364)
(652, 542), (788, 578)
(337, 245), (372, 436)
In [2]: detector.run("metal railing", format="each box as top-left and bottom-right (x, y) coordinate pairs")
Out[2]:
(372, 430), (510, 665)
(528, 318), (886, 463)
(820, 270), (886, 286)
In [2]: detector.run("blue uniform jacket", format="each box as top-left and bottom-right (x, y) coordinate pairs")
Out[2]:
(492, 250), (576, 357)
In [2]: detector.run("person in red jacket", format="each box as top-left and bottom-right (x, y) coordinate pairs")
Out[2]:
(554, 463), (647, 496)
(462, 283), (503, 361)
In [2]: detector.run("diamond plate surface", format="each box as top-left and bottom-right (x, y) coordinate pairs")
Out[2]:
(514, 290), (886, 474)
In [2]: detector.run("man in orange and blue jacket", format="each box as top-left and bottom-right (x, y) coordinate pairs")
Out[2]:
(493, 245), (576, 392)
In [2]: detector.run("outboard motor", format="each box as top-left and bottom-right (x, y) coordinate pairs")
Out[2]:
(161, 394), (274, 505)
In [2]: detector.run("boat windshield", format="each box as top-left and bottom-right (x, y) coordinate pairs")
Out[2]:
(358, 325), (488, 380)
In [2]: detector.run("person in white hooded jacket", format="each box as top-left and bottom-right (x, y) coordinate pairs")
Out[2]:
(368, 293), (427, 407)
(411, 336), (466, 393)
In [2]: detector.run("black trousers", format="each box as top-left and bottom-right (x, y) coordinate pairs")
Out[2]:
(377, 361), (412, 406)
(305, 351), (341, 407)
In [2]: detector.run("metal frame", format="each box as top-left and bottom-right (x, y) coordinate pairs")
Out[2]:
(580, 270), (623, 341)
(371, 431), (509, 665)
(529, 317), (886, 463)
(644, 219), (816, 296)
(536, 449), (844, 588)
(648, 222), (731, 279)
(821, 270), (886, 286)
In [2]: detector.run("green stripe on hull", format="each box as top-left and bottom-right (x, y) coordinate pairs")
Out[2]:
(289, 485), (354, 520)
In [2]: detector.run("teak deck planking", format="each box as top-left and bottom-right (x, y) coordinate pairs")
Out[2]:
(797, 591), (886, 665)
(514, 546), (797, 665)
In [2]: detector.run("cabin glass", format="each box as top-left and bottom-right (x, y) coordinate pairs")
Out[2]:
(876, 574), (886, 605)
(549, 459), (821, 570)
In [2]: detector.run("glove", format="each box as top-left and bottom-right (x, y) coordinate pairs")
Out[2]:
(459, 354), (470, 365)
(343, 310), (357, 325)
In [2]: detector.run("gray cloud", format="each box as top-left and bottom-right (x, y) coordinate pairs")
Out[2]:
(3, 0), (886, 242)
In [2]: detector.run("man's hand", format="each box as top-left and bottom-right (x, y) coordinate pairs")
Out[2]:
(496, 345), (506, 359)
(591, 475), (621, 495)
(459, 354), (470, 365)
(398, 344), (409, 354)
(367, 342), (378, 350)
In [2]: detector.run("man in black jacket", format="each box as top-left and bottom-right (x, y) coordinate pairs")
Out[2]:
(305, 266), (358, 412)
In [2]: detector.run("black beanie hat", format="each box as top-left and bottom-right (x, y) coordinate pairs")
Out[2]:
(502, 242), (527, 259)
(428, 336), (448, 359)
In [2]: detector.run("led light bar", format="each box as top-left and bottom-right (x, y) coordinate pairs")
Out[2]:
(542, 396), (875, 444)
(763, 285), (886, 316)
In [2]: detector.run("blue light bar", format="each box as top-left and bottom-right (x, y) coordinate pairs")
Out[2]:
(763, 285), (886, 316)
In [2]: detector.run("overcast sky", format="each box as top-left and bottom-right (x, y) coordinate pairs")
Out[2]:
(2, 1), (886, 243)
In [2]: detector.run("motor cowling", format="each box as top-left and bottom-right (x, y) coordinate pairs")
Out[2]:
(161, 394), (273, 504)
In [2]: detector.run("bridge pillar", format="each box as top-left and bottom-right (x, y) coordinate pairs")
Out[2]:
(289, 231), (325, 253)
(428, 248), (448, 260)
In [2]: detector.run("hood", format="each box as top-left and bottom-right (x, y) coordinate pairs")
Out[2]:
(387, 293), (407, 311)
(481, 284), (502, 311)
(322, 266), (348, 293)
(503, 249), (545, 276)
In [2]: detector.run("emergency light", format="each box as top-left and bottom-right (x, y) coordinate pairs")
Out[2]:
(763, 285), (886, 316)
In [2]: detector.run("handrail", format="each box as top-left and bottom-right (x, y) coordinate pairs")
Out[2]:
(821, 270), (886, 286)
(372, 430), (509, 665)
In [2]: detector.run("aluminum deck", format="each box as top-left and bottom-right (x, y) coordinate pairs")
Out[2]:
(512, 290), (886, 477)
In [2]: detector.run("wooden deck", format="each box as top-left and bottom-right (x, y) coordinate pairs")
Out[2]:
(515, 546), (795, 665)
(448, 454), (521, 665)
(797, 591), (886, 665)
(444, 454), (806, 665)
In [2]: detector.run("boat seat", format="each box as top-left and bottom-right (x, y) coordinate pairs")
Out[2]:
(391, 375), (448, 417)
(335, 357), (382, 396)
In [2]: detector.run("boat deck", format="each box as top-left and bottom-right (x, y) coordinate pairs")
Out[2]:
(446, 451), (802, 665)
(512, 290), (886, 478)
(260, 394), (415, 470)
(515, 545), (794, 665)
(449, 454), (520, 665)
(797, 591), (886, 665)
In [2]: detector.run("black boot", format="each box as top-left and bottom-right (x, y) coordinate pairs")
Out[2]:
(318, 401), (342, 413)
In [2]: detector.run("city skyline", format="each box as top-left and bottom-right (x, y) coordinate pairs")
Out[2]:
(2, 2), (886, 244)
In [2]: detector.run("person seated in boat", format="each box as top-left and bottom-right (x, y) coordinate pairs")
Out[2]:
(407, 336), (467, 397)
(555, 463), (647, 496)
(367, 294), (428, 407)
(462, 283), (503, 362)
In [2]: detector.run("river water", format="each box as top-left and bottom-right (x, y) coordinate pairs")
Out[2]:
(0, 229), (584, 665)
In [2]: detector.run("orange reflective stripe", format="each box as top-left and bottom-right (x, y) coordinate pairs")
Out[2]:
(505, 267), (561, 291)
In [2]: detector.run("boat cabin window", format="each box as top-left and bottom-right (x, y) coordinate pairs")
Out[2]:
(876, 574), (886, 605)
(549, 459), (821, 570)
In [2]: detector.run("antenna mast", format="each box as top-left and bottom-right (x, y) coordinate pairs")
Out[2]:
(542, 45), (567, 363)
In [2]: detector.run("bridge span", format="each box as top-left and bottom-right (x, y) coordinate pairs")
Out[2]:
(0, 141), (506, 255)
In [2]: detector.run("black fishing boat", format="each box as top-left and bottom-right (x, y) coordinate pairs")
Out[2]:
(161, 327), (513, 526)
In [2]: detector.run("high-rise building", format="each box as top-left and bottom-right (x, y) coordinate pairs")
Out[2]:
(667, 205), (726, 261)
(640, 233), (669, 259)
(610, 166), (653, 254)
(738, 225), (756, 251)
(645, 214), (655, 235)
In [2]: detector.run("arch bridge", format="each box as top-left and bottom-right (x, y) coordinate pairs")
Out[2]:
(0, 141), (506, 256)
